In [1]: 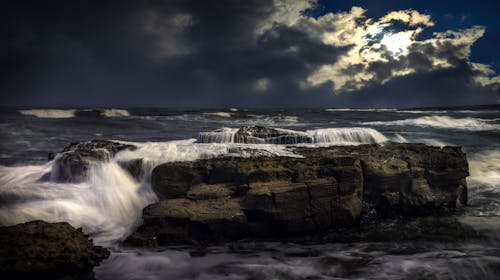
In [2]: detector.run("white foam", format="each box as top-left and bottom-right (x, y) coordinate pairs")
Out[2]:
(0, 162), (156, 246)
(362, 115), (500, 130)
(306, 127), (387, 145)
(19, 109), (76, 118)
(0, 139), (303, 245)
(102, 109), (131, 117)
(204, 112), (233, 118)
(198, 127), (388, 146)
(326, 108), (397, 112)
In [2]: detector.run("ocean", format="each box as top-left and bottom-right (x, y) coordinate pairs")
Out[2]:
(1, 107), (499, 279)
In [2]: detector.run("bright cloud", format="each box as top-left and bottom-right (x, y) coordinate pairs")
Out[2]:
(258, 3), (500, 94)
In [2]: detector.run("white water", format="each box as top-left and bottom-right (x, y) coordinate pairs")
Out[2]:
(0, 162), (155, 246)
(326, 108), (397, 112)
(101, 109), (131, 117)
(198, 127), (388, 145)
(204, 112), (233, 118)
(306, 127), (387, 145)
(19, 108), (131, 118)
(363, 115), (500, 130)
(467, 150), (500, 217)
(19, 109), (76, 118)
(0, 139), (301, 246)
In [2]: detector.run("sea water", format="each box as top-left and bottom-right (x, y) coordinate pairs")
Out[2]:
(1, 108), (499, 279)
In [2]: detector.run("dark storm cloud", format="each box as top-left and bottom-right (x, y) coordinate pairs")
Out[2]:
(1, 0), (498, 108)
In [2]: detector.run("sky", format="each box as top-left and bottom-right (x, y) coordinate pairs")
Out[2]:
(1, 0), (499, 108)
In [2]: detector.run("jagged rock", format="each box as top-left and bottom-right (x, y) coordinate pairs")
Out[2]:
(126, 143), (469, 245)
(0, 220), (109, 279)
(49, 140), (136, 183)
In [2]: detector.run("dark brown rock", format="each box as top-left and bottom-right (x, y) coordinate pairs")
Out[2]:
(49, 140), (136, 183)
(128, 142), (469, 245)
(0, 220), (109, 279)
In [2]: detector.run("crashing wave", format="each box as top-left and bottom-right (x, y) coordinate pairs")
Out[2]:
(19, 108), (131, 118)
(326, 108), (397, 112)
(101, 109), (131, 117)
(362, 115), (500, 131)
(19, 109), (76, 118)
(198, 126), (388, 145)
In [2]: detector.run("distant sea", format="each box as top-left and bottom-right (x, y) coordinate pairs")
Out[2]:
(1, 106), (499, 279)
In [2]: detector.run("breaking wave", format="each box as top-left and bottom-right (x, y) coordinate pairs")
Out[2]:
(198, 127), (388, 145)
(19, 108), (131, 118)
(19, 109), (76, 118)
(362, 115), (500, 130)
(326, 108), (396, 112)
(467, 149), (500, 217)
(101, 109), (131, 117)
(0, 139), (300, 246)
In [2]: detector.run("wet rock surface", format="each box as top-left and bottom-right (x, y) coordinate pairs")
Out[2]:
(0, 220), (109, 279)
(49, 140), (136, 183)
(234, 125), (312, 144)
(127, 142), (469, 246)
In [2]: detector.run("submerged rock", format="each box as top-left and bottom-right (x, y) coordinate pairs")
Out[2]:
(0, 220), (109, 279)
(49, 140), (136, 183)
(127, 143), (469, 245)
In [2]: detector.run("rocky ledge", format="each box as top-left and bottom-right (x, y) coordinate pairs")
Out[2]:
(126, 142), (469, 246)
(0, 220), (109, 279)
(48, 139), (137, 183)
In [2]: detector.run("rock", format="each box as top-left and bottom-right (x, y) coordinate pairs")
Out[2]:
(234, 126), (312, 144)
(49, 140), (136, 183)
(127, 142), (469, 245)
(128, 154), (364, 245)
(198, 125), (313, 144)
(0, 220), (109, 279)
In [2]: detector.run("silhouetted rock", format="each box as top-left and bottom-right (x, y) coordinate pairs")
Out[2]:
(0, 220), (109, 279)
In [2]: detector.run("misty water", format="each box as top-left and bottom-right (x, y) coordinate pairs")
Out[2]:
(1, 108), (499, 279)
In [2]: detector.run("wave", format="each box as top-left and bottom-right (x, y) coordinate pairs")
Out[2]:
(326, 108), (396, 112)
(203, 112), (233, 118)
(467, 150), (500, 217)
(19, 109), (76, 118)
(362, 115), (500, 130)
(19, 108), (131, 118)
(101, 109), (131, 117)
(0, 138), (301, 246)
(198, 127), (388, 145)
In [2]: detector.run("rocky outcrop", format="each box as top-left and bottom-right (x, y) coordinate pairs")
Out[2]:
(198, 125), (313, 144)
(233, 125), (312, 144)
(49, 140), (136, 183)
(127, 143), (469, 246)
(0, 220), (109, 279)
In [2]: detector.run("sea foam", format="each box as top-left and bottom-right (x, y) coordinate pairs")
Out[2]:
(362, 115), (500, 130)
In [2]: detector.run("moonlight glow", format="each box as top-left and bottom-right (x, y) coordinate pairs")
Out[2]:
(380, 31), (413, 56)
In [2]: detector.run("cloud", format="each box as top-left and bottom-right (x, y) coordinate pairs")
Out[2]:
(292, 7), (499, 95)
(1, 0), (498, 107)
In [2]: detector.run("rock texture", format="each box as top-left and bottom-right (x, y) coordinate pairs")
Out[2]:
(49, 140), (136, 182)
(0, 220), (109, 279)
(127, 143), (469, 246)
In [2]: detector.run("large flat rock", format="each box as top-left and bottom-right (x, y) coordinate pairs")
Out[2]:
(127, 143), (469, 245)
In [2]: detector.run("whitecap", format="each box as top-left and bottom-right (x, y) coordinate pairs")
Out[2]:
(19, 109), (76, 118)
(362, 115), (500, 130)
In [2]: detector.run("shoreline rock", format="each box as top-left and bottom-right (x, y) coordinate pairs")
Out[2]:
(127, 143), (469, 246)
(0, 220), (110, 279)
(48, 140), (136, 183)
